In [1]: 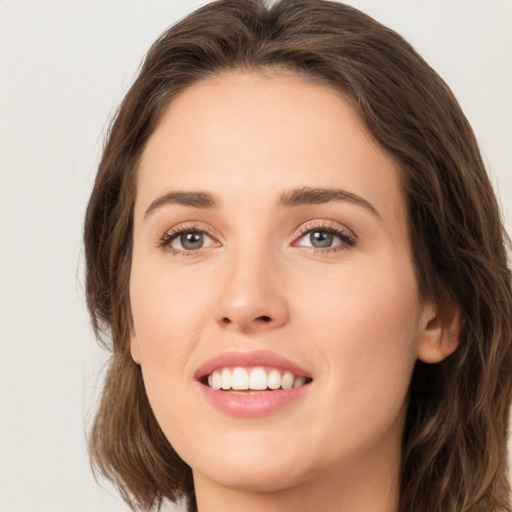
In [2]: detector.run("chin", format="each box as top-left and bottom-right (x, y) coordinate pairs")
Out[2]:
(195, 456), (309, 493)
(179, 432), (313, 493)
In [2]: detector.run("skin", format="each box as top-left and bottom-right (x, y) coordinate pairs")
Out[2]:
(129, 71), (459, 512)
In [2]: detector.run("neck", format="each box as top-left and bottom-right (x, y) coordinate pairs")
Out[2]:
(193, 434), (401, 512)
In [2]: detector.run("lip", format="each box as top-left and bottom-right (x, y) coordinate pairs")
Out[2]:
(195, 350), (313, 417)
(195, 350), (312, 380)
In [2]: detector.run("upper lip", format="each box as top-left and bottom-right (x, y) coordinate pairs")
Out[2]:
(195, 350), (313, 381)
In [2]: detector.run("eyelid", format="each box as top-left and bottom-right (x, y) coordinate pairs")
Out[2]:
(292, 219), (357, 249)
(159, 221), (221, 254)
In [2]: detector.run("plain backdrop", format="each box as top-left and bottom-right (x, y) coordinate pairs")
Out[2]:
(1, 1), (511, 511)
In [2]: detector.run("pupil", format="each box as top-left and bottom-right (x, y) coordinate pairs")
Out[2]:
(181, 232), (204, 250)
(311, 230), (333, 248)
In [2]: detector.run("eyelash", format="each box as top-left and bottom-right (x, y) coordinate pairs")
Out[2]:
(159, 222), (215, 257)
(292, 220), (357, 254)
(159, 220), (357, 256)
(293, 221), (357, 253)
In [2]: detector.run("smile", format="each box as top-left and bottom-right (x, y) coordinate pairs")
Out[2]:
(196, 350), (314, 416)
(206, 366), (311, 391)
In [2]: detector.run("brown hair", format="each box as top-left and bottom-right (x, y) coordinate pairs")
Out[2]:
(84, 0), (512, 510)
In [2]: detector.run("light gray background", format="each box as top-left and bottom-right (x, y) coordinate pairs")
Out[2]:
(1, 1), (511, 511)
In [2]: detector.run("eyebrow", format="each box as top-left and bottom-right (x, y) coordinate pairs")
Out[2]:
(144, 191), (218, 218)
(143, 186), (381, 220)
(278, 187), (382, 220)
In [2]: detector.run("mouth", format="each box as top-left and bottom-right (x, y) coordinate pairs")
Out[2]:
(195, 351), (314, 415)
(200, 366), (313, 392)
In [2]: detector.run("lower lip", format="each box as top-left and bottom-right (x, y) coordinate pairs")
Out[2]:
(198, 382), (311, 417)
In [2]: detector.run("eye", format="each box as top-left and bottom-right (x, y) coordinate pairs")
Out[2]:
(159, 223), (219, 255)
(171, 231), (214, 251)
(302, 230), (338, 248)
(298, 229), (343, 249)
(294, 222), (356, 251)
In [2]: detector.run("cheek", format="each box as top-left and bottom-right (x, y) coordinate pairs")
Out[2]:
(299, 252), (421, 343)
(129, 265), (208, 449)
(296, 252), (422, 434)
(130, 256), (211, 353)
(128, 255), (211, 413)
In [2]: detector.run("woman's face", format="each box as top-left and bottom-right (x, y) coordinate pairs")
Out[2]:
(129, 72), (435, 494)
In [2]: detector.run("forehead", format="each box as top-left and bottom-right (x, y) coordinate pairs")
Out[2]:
(135, 71), (407, 232)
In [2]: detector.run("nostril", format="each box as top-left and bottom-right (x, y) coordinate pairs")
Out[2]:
(219, 315), (273, 327)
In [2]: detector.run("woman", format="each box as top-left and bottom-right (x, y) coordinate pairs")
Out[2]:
(83, 0), (512, 510)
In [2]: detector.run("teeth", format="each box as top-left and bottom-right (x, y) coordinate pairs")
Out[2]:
(211, 371), (221, 390)
(281, 371), (294, 390)
(232, 368), (249, 390)
(207, 367), (309, 391)
(249, 367), (268, 390)
(221, 368), (232, 390)
(293, 376), (306, 388)
(267, 369), (281, 389)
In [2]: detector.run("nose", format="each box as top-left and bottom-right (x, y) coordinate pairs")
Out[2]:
(214, 247), (289, 334)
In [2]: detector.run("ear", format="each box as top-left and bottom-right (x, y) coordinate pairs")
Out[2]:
(417, 302), (461, 364)
(129, 328), (141, 365)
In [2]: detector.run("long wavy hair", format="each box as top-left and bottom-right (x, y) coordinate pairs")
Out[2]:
(83, 1), (512, 510)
